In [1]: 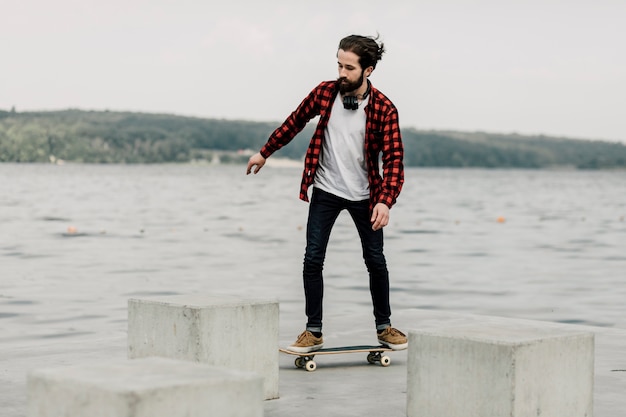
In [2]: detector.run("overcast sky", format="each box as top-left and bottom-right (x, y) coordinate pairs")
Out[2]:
(3, 0), (625, 143)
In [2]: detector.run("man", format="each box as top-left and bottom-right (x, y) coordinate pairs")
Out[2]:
(246, 34), (407, 353)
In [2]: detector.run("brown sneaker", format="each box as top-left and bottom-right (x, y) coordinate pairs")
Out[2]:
(287, 330), (324, 353)
(377, 327), (408, 350)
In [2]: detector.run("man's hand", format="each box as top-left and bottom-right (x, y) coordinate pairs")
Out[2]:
(246, 152), (266, 175)
(371, 203), (390, 231)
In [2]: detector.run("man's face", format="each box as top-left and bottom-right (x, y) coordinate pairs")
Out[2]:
(337, 49), (365, 94)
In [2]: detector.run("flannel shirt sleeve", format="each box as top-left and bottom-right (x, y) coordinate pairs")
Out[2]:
(379, 106), (404, 208)
(259, 86), (321, 159)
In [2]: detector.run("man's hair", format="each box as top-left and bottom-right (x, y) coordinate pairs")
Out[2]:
(338, 34), (385, 70)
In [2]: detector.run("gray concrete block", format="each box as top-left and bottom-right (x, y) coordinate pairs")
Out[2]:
(127, 294), (279, 399)
(407, 323), (594, 417)
(28, 357), (263, 417)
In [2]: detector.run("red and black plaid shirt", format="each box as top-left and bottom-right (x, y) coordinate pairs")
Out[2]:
(260, 80), (404, 212)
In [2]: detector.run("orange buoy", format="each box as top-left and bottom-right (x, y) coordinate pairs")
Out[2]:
(67, 226), (78, 234)
(496, 216), (506, 224)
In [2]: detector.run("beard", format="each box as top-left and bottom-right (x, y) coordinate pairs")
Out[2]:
(338, 70), (364, 94)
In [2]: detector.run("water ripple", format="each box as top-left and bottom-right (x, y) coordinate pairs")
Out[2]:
(399, 229), (441, 234)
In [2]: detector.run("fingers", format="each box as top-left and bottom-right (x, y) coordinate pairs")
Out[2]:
(371, 215), (388, 231)
(246, 153), (266, 175)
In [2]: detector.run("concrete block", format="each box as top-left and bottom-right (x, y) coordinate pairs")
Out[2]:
(28, 357), (263, 417)
(127, 294), (279, 399)
(407, 323), (594, 417)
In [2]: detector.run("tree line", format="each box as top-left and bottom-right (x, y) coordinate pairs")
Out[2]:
(1, 109), (625, 169)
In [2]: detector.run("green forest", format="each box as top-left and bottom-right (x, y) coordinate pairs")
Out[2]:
(1, 108), (625, 169)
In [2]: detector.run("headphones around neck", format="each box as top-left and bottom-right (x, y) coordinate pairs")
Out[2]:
(342, 80), (371, 110)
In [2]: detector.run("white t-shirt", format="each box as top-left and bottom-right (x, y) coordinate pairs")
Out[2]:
(314, 95), (370, 201)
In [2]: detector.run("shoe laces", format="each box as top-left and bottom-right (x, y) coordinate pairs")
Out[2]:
(296, 331), (313, 343)
(384, 327), (406, 337)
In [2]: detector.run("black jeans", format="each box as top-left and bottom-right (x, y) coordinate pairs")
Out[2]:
(303, 188), (391, 332)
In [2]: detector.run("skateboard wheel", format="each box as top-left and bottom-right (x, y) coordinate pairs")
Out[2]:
(367, 352), (377, 364)
(305, 360), (317, 372)
(295, 357), (305, 368)
(380, 355), (391, 367)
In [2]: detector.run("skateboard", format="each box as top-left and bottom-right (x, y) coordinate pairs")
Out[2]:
(279, 345), (393, 371)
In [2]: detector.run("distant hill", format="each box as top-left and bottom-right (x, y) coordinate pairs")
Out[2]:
(1, 109), (625, 169)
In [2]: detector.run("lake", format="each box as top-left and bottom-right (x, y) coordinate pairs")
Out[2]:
(2, 163), (625, 335)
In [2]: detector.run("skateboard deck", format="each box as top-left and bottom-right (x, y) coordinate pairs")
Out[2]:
(279, 345), (394, 371)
